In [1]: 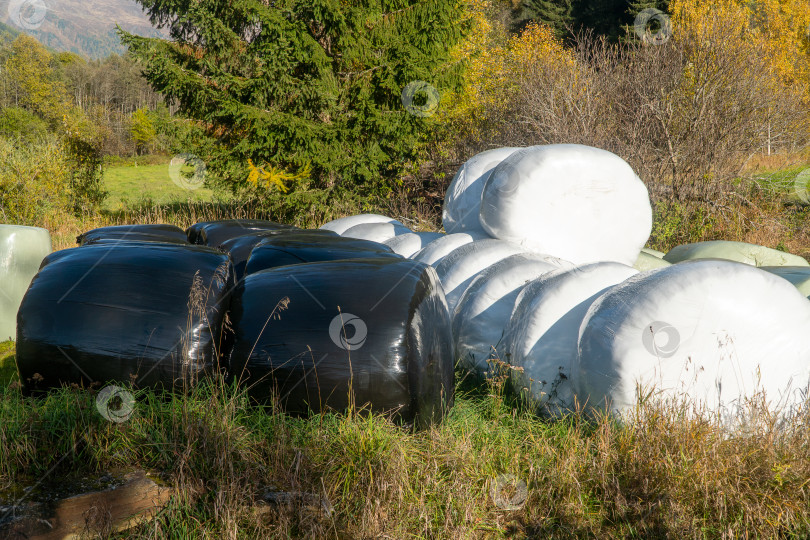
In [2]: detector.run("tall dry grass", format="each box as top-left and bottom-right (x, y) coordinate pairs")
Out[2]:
(2, 365), (810, 538)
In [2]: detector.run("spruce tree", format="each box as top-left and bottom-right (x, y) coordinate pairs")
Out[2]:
(570, 0), (630, 42)
(120, 1), (465, 201)
(626, 0), (672, 42)
(511, 0), (574, 38)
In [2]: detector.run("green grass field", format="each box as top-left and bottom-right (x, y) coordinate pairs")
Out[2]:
(102, 156), (224, 211)
(3, 346), (810, 538)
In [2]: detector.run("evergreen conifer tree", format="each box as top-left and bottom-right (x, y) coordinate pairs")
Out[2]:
(120, 1), (465, 200)
(511, 0), (573, 37)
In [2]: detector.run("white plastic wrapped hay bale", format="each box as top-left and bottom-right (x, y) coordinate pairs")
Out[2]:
(576, 260), (810, 421)
(505, 263), (638, 416)
(411, 231), (491, 266)
(634, 251), (671, 272)
(761, 267), (810, 298)
(383, 232), (444, 258)
(341, 222), (411, 244)
(434, 239), (526, 313)
(452, 253), (571, 375)
(479, 144), (653, 265)
(443, 147), (520, 235)
(0, 225), (51, 341)
(319, 214), (405, 235)
(663, 240), (808, 267)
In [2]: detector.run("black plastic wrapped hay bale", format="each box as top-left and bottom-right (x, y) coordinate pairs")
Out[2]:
(244, 233), (400, 276)
(228, 258), (455, 428)
(17, 243), (234, 393)
(77, 224), (189, 246)
(186, 219), (297, 247)
(218, 229), (339, 282)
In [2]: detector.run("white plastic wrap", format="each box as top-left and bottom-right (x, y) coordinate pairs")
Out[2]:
(452, 253), (571, 375)
(383, 232), (444, 258)
(663, 240), (809, 267)
(633, 251), (671, 272)
(443, 147), (520, 235)
(0, 225), (52, 341)
(341, 222), (411, 244)
(319, 214), (405, 235)
(411, 231), (490, 266)
(577, 260), (810, 420)
(505, 263), (638, 415)
(761, 267), (810, 298)
(434, 239), (527, 313)
(479, 144), (653, 265)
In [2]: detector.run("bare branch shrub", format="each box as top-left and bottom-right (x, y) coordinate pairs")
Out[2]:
(443, 20), (810, 207)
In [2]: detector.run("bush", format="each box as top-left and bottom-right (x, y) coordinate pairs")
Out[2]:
(0, 107), (49, 143)
(0, 138), (73, 225)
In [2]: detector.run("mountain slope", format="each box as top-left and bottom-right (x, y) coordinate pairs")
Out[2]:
(2, 0), (167, 59)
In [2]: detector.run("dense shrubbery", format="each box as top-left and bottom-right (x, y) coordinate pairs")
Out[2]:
(0, 139), (72, 225)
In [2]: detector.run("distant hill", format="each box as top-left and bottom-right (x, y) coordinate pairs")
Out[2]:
(1, 0), (168, 59)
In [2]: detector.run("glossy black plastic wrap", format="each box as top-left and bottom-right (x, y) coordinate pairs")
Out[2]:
(228, 258), (455, 428)
(77, 224), (189, 245)
(244, 233), (401, 276)
(217, 229), (339, 282)
(17, 243), (234, 393)
(186, 219), (297, 247)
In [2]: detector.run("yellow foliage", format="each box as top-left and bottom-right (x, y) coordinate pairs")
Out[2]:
(670, 0), (810, 101)
(439, 1), (574, 144)
(4, 35), (70, 123)
(247, 159), (311, 194)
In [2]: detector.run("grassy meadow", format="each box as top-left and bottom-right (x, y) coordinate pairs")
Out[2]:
(102, 156), (222, 211)
(3, 347), (810, 539)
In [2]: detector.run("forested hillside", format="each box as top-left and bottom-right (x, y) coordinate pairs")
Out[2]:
(2, 0), (166, 59)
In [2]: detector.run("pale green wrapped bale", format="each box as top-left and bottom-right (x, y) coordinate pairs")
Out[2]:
(0, 225), (51, 341)
(641, 247), (665, 258)
(664, 241), (809, 267)
(633, 251), (671, 272)
(761, 267), (810, 298)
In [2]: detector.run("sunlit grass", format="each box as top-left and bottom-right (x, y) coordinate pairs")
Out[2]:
(2, 344), (810, 538)
(102, 157), (223, 211)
